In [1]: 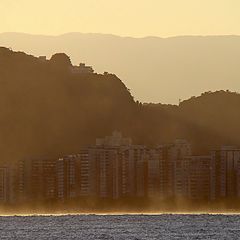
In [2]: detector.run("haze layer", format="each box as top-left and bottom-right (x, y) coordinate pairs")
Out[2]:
(1, 33), (240, 103)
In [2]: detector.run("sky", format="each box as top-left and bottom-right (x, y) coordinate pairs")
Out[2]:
(0, 0), (240, 37)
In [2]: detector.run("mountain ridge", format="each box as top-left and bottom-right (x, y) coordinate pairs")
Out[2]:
(1, 32), (240, 104)
(2, 31), (240, 39)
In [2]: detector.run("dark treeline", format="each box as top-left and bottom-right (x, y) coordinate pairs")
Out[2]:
(0, 47), (240, 164)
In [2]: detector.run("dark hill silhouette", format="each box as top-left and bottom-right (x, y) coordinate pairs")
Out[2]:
(0, 47), (240, 163)
(1, 32), (240, 103)
(142, 91), (240, 153)
(0, 47), (136, 163)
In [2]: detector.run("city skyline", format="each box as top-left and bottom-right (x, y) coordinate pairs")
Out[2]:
(1, 131), (240, 211)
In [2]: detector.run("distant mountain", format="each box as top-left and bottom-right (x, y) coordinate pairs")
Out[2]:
(0, 47), (240, 164)
(1, 32), (240, 103)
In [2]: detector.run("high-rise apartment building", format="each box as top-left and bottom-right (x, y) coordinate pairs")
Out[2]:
(0, 167), (9, 203)
(18, 157), (57, 202)
(211, 147), (240, 200)
(184, 155), (213, 201)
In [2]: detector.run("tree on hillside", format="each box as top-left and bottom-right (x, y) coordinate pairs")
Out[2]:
(50, 53), (72, 68)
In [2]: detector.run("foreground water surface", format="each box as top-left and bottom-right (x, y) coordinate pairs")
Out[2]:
(0, 214), (240, 239)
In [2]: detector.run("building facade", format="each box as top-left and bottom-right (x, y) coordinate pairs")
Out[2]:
(211, 147), (240, 200)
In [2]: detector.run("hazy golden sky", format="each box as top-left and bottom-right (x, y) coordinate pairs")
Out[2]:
(0, 0), (240, 37)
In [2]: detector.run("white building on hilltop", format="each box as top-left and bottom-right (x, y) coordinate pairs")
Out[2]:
(70, 63), (94, 74)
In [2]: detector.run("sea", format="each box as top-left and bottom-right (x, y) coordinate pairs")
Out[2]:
(0, 214), (239, 239)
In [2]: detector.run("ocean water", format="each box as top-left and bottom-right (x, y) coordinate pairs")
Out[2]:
(0, 214), (239, 239)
